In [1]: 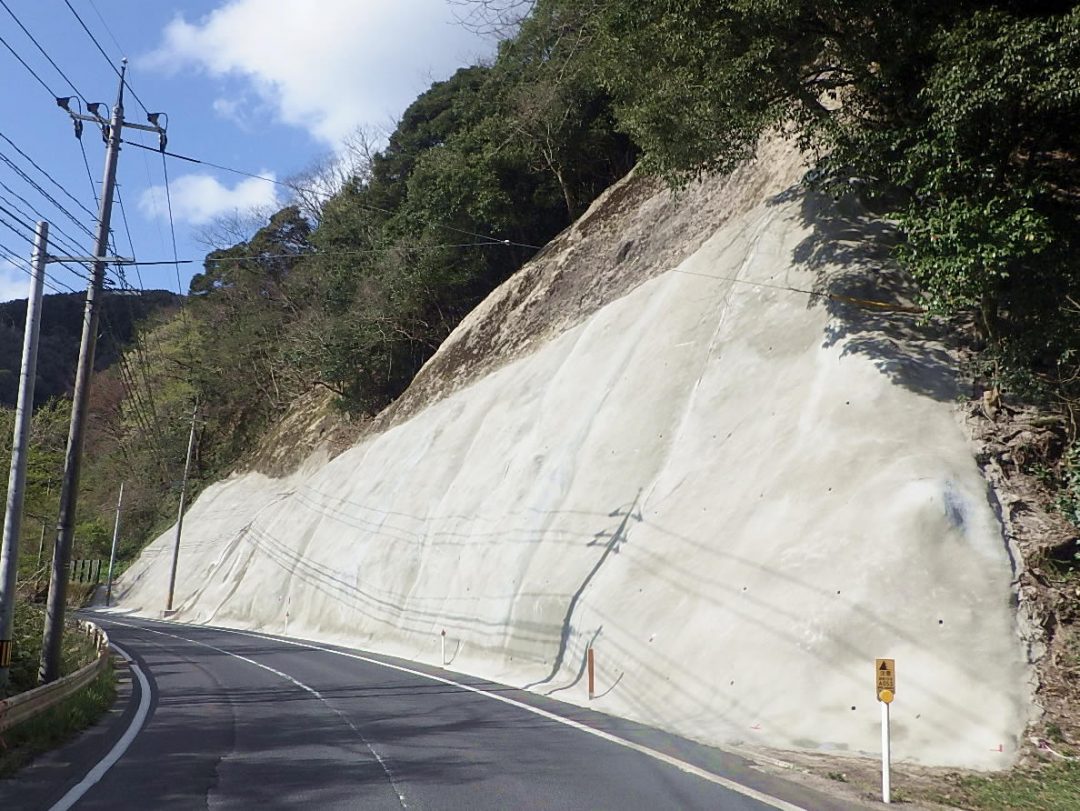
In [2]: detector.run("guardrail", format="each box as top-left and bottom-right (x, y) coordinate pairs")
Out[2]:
(0, 620), (111, 733)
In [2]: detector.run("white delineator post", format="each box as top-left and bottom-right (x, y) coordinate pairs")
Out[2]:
(875, 658), (896, 805)
(440, 629), (446, 667)
(881, 699), (891, 803)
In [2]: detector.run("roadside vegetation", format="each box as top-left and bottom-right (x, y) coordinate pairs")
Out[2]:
(0, 594), (115, 779)
(0, 659), (115, 779)
(0, 597), (96, 698)
(930, 761), (1080, 810)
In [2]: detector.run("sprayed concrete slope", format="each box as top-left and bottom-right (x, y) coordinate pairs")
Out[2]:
(116, 142), (1032, 770)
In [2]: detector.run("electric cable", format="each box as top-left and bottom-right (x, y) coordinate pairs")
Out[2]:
(0, 32), (57, 97)
(79, 139), (100, 210)
(0, 0), (88, 103)
(110, 241), (527, 266)
(115, 185), (146, 291)
(86, 0), (125, 57)
(0, 241), (76, 295)
(0, 187), (98, 272)
(62, 0), (150, 116)
(158, 152), (186, 299)
(122, 140), (543, 250)
(0, 130), (99, 220)
(0, 150), (96, 238)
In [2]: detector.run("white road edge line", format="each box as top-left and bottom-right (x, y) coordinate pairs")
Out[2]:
(49, 642), (151, 811)
(125, 616), (808, 811)
(100, 619), (409, 810)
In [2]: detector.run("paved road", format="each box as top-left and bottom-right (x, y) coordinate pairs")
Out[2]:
(1, 614), (864, 810)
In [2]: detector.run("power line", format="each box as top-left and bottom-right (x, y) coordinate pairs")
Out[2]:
(158, 152), (186, 299)
(0, 130), (99, 220)
(110, 241), (529, 267)
(0, 0), (87, 102)
(78, 139), (100, 210)
(86, 0), (125, 57)
(0, 178), (94, 250)
(0, 185), (97, 268)
(0, 243), (70, 295)
(667, 266), (925, 314)
(0, 204), (37, 238)
(0, 31), (57, 96)
(62, 0), (149, 116)
(0, 149), (96, 239)
(122, 140), (543, 250)
(115, 185), (145, 291)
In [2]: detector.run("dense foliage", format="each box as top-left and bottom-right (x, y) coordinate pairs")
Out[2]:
(187, 13), (635, 417)
(575, 1), (1080, 380)
(0, 290), (178, 407)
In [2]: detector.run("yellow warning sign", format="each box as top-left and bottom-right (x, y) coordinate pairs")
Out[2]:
(876, 658), (895, 702)
(0, 639), (11, 668)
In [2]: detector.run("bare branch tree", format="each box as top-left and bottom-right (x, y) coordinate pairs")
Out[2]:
(286, 124), (386, 222)
(448, 0), (536, 38)
(193, 206), (277, 252)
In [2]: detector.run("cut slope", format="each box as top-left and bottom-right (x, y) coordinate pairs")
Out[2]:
(115, 138), (1032, 769)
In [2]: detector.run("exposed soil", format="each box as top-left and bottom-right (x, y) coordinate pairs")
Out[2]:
(962, 390), (1080, 761)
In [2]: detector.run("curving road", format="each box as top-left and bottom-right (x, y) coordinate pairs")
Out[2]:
(0, 614), (864, 810)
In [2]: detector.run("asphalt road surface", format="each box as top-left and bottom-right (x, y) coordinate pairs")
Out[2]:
(1, 614), (865, 810)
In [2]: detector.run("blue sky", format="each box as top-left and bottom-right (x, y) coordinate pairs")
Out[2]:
(0, 0), (495, 303)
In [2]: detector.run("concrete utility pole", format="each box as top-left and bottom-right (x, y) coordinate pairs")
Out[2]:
(40, 60), (165, 683)
(35, 479), (51, 569)
(0, 221), (49, 688)
(166, 405), (198, 613)
(104, 482), (124, 607)
(38, 68), (125, 683)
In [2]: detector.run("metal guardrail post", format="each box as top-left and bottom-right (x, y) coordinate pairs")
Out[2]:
(0, 620), (111, 733)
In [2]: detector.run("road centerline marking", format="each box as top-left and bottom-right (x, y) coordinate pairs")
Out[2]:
(98, 618), (408, 809)
(119, 616), (807, 811)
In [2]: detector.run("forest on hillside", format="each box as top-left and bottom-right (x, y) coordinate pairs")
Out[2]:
(2, 0), (1079, 567)
(0, 290), (178, 407)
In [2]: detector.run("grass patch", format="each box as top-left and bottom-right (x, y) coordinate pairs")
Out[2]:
(0, 660), (116, 779)
(929, 761), (1080, 810)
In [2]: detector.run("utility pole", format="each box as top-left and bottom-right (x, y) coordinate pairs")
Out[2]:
(104, 482), (124, 607)
(40, 61), (166, 684)
(166, 405), (198, 612)
(36, 478), (52, 569)
(0, 221), (49, 688)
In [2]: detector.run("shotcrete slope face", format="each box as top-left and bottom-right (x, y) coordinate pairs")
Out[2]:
(117, 144), (1031, 770)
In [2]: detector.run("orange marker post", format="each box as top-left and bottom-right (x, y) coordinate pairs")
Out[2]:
(587, 647), (595, 700)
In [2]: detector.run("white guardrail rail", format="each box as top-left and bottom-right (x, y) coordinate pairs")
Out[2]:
(0, 620), (111, 733)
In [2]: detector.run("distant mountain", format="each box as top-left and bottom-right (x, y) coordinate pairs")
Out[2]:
(0, 289), (180, 408)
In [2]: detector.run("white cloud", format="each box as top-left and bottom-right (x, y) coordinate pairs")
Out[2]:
(138, 172), (280, 226)
(142, 0), (492, 144)
(0, 259), (30, 304)
(211, 96), (249, 128)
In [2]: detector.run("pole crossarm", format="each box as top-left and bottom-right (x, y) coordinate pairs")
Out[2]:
(47, 255), (132, 264)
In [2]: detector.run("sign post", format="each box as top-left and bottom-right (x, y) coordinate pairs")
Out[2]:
(876, 658), (896, 804)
